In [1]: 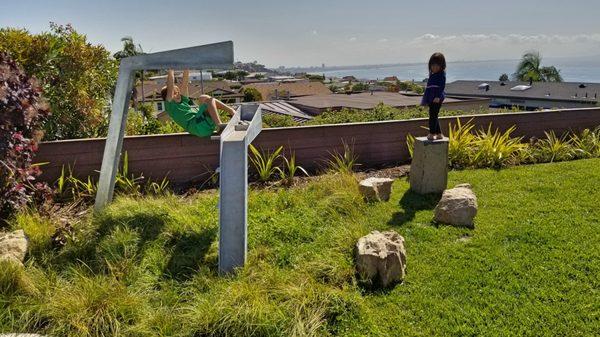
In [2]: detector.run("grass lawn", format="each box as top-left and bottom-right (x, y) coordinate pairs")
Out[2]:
(2, 159), (599, 336)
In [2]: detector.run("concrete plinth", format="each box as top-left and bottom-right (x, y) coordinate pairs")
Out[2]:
(409, 137), (448, 194)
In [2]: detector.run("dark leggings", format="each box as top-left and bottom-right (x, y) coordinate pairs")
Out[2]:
(428, 103), (442, 134)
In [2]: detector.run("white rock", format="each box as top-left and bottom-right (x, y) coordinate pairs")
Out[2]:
(355, 230), (407, 287)
(0, 230), (28, 265)
(434, 184), (478, 228)
(359, 177), (394, 201)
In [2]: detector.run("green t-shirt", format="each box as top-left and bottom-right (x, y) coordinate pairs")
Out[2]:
(164, 95), (216, 137)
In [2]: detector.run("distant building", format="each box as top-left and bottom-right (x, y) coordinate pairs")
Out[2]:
(258, 101), (313, 123)
(242, 81), (332, 101)
(445, 80), (600, 110)
(383, 76), (399, 82)
(288, 92), (489, 115)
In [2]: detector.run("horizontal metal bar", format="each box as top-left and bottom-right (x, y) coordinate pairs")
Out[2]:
(122, 41), (234, 71)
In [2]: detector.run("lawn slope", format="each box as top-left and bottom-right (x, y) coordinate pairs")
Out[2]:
(2, 159), (599, 336)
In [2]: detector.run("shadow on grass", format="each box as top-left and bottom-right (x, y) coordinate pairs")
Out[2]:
(163, 227), (218, 280)
(50, 211), (169, 271)
(388, 189), (441, 226)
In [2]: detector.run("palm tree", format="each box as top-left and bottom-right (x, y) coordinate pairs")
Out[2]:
(114, 37), (147, 106)
(113, 36), (144, 60)
(513, 51), (563, 82)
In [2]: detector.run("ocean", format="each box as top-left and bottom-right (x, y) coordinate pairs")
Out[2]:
(318, 57), (600, 83)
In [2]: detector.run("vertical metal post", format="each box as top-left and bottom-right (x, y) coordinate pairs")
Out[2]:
(218, 139), (248, 274)
(95, 64), (134, 211)
(218, 104), (262, 274)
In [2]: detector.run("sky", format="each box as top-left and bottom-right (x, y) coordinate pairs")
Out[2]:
(1, 0), (600, 68)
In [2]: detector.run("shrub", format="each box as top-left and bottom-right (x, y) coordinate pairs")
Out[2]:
(263, 113), (299, 128)
(0, 24), (118, 140)
(0, 52), (51, 223)
(242, 87), (263, 102)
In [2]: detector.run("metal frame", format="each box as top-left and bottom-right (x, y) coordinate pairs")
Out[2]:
(94, 41), (264, 274)
(94, 41), (234, 210)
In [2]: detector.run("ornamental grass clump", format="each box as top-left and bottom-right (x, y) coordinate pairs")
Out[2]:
(408, 118), (599, 169)
(472, 125), (525, 168)
(530, 130), (576, 163)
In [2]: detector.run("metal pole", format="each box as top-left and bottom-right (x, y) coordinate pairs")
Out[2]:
(95, 64), (134, 211)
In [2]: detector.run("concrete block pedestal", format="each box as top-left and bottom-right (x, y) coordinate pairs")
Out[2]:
(409, 137), (449, 194)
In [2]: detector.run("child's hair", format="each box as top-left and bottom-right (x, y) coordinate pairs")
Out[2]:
(160, 86), (168, 101)
(428, 52), (446, 73)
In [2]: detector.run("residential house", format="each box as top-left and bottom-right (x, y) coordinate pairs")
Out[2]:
(445, 80), (600, 110)
(242, 80), (332, 101)
(288, 92), (490, 115)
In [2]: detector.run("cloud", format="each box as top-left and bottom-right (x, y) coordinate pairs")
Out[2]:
(378, 38), (388, 43)
(410, 33), (600, 45)
(311, 30), (318, 36)
(348, 37), (357, 42)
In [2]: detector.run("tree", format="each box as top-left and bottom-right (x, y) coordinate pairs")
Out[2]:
(499, 73), (509, 81)
(114, 36), (146, 107)
(513, 51), (563, 82)
(0, 52), (51, 222)
(242, 87), (263, 102)
(0, 23), (118, 140)
(113, 36), (144, 60)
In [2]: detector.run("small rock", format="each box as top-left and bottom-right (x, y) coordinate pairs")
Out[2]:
(434, 184), (478, 228)
(355, 230), (407, 287)
(0, 230), (28, 265)
(359, 177), (394, 201)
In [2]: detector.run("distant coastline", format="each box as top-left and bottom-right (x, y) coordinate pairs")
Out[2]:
(280, 56), (600, 83)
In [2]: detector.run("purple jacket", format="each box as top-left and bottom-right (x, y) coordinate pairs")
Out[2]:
(421, 71), (446, 105)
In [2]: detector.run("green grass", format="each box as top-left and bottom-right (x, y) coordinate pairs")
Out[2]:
(2, 159), (600, 336)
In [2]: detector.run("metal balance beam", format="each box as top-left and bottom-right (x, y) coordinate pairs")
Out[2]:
(93, 41), (263, 274)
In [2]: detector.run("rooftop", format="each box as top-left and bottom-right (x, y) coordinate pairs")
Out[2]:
(446, 80), (600, 103)
(242, 81), (332, 100)
(288, 92), (463, 112)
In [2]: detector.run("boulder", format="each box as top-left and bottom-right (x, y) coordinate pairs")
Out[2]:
(0, 230), (28, 265)
(434, 184), (478, 228)
(355, 230), (407, 287)
(359, 177), (394, 202)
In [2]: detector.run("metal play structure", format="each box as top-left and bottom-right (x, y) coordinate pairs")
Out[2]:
(94, 41), (262, 274)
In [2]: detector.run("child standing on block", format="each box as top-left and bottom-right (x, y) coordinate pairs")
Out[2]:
(421, 52), (446, 140)
(161, 69), (236, 138)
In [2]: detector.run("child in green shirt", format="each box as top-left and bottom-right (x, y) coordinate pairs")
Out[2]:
(161, 69), (236, 137)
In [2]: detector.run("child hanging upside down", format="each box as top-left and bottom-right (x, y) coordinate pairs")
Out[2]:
(161, 69), (236, 137)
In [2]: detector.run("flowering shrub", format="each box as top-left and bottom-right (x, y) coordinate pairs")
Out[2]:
(0, 52), (51, 222)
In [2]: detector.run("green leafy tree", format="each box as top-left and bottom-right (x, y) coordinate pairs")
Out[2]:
(351, 82), (370, 92)
(499, 73), (509, 81)
(243, 87), (263, 102)
(513, 51), (563, 82)
(0, 23), (118, 140)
